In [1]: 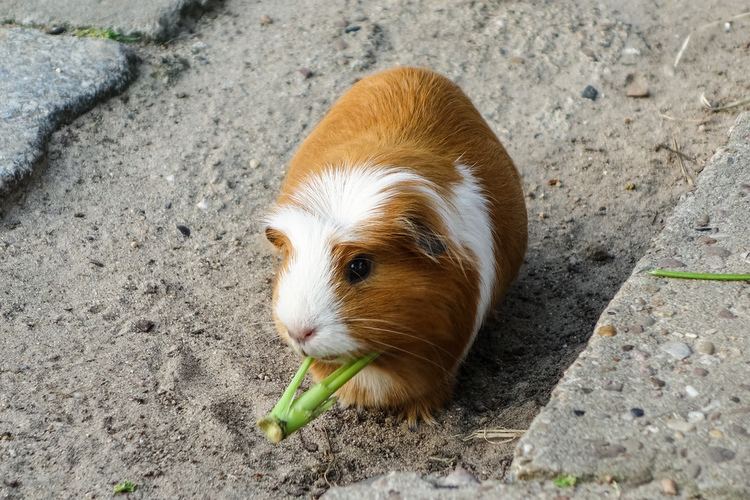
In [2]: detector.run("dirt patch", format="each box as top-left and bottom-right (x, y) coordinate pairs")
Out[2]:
(1, 0), (749, 497)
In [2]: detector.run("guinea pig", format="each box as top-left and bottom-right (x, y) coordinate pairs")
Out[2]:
(264, 67), (527, 424)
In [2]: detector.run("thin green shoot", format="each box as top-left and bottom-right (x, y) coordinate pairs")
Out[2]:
(553, 474), (577, 488)
(257, 353), (378, 443)
(113, 481), (136, 494)
(649, 269), (750, 281)
(73, 27), (141, 43)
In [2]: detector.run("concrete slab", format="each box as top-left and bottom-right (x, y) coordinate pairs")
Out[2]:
(0, 27), (135, 192)
(512, 112), (750, 497)
(323, 471), (616, 499)
(0, 0), (216, 40)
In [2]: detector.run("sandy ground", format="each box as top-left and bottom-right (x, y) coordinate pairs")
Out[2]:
(1, 0), (749, 497)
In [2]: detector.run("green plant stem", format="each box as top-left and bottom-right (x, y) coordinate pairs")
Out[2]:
(649, 269), (750, 281)
(258, 353), (378, 443)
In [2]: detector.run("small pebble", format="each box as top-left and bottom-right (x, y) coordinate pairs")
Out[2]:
(621, 344), (634, 351)
(625, 74), (649, 98)
(697, 236), (717, 245)
(685, 385), (699, 398)
(176, 225), (191, 237)
(581, 85), (598, 100)
(333, 39), (348, 50)
(661, 341), (692, 360)
(196, 199), (209, 210)
(134, 319), (155, 333)
(604, 381), (623, 392)
(259, 15), (273, 26)
(687, 411), (705, 423)
(693, 367), (709, 377)
(298, 67), (314, 79)
(630, 408), (644, 418)
(661, 479), (678, 496)
(729, 424), (749, 438)
(695, 214), (710, 227)
(707, 446), (735, 463)
(686, 464), (701, 478)
(650, 377), (666, 388)
(597, 325), (617, 337)
(656, 257), (685, 268)
(706, 247), (730, 258)
(573, 409), (585, 416)
(344, 25), (361, 33)
(47, 26), (65, 35)
(709, 429), (724, 439)
(442, 466), (480, 487)
(695, 340), (715, 355)
(718, 308), (736, 319)
(249, 159), (260, 169)
(667, 420), (694, 433)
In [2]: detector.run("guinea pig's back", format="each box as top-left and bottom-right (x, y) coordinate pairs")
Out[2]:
(283, 66), (527, 304)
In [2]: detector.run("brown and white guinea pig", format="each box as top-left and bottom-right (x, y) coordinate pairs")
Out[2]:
(264, 67), (527, 423)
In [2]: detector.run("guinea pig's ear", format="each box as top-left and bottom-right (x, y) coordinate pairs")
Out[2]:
(264, 226), (287, 249)
(407, 218), (447, 260)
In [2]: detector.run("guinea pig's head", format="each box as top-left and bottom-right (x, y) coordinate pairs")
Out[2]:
(264, 165), (477, 366)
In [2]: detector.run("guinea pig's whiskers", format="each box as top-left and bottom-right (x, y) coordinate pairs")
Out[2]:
(349, 319), (459, 362)
(366, 337), (454, 377)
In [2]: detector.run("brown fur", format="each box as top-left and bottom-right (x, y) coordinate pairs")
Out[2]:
(269, 67), (527, 424)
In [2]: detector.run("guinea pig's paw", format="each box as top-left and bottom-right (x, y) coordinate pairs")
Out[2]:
(401, 400), (439, 430)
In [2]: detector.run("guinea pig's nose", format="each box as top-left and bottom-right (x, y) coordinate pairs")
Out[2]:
(289, 327), (317, 343)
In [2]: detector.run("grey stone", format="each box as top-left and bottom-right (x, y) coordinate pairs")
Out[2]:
(0, 0), (218, 41)
(705, 246), (730, 258)
(323, 471), (614, 499)
(661, 341), (692, 360)
(0, 27), (135, 191)
(695, 340), (715, 355)
(706, 447), (735, 463)
(439, 466), (480, 487)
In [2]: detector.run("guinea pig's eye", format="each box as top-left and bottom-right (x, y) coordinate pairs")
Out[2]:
(347, 255), (372, 284)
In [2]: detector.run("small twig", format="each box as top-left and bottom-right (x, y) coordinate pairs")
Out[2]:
(657, 112), (710, 125)
(674, 11), (750, 68)
(671, 136), (695, 187)
(700, 93), (750, 112)
(673, 34), (691, 68)
(322, 427), (338, 488)
(463, 428), (526, 444)
(655, 143), (696, 163)
(649, 269), (750, 281)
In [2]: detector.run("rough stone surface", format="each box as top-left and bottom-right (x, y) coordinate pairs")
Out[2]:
(512, 113), (750, 499)
(0, 0), (217, 40)
(323, 471), (616, 499)
(0, 27), (135, 191)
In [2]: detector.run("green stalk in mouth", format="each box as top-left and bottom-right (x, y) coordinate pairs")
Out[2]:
(257, 353), (378, 443)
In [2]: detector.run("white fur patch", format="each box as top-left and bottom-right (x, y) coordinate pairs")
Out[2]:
(268, 166), (430, 358)
(450, 164), (496, 360)
(271, 207), (359, 358)
(287, 166), (430, 238)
